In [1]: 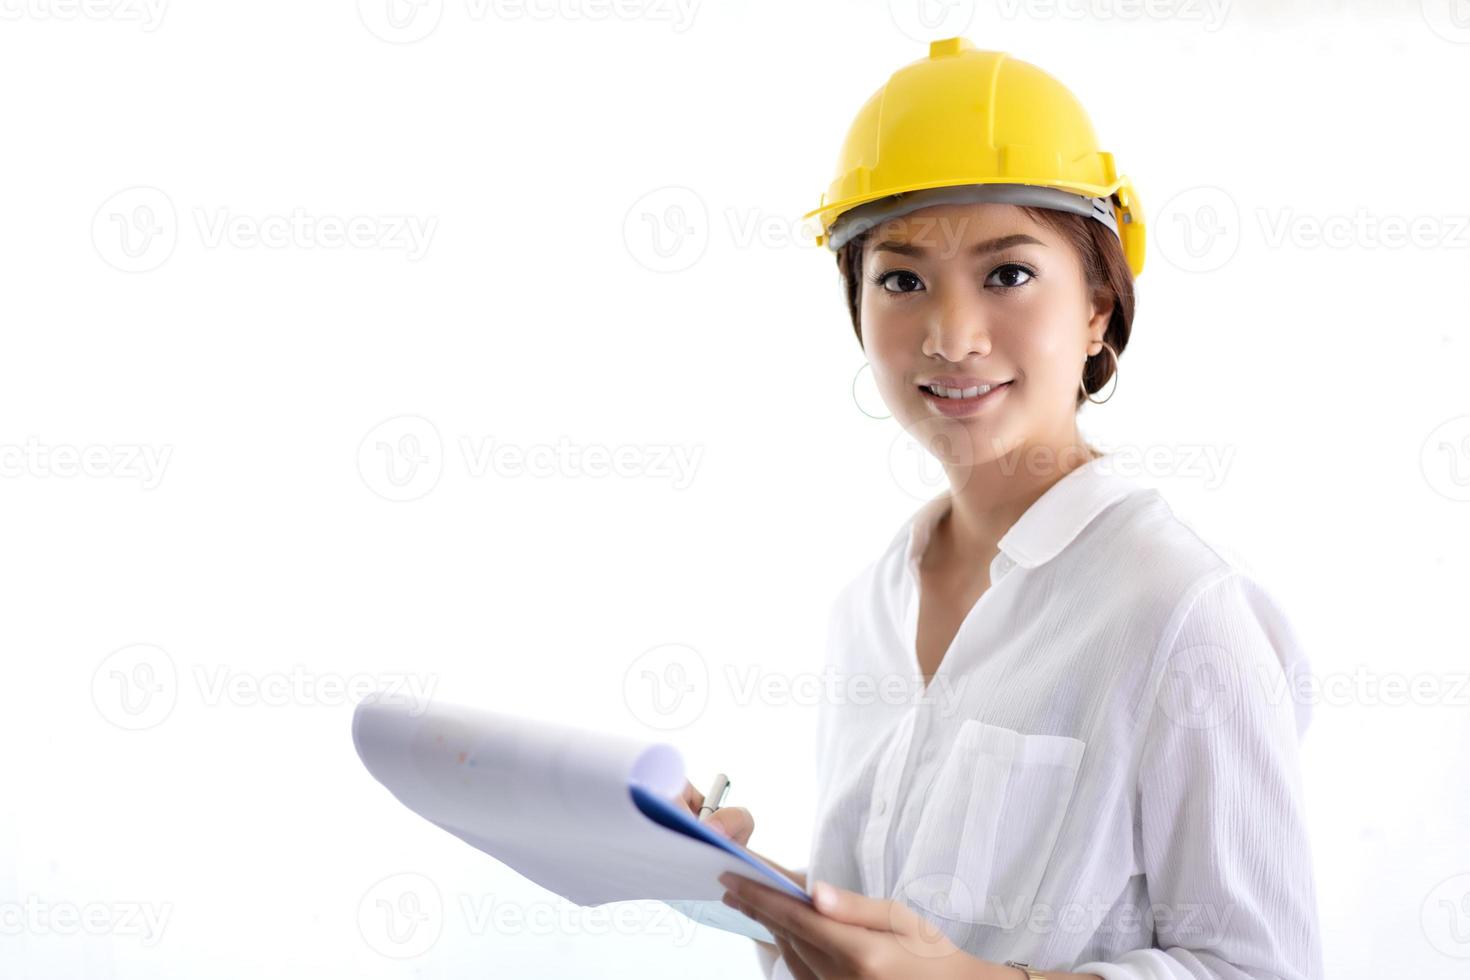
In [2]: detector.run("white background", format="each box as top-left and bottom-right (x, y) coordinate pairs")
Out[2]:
(2, 1), (1468, 977)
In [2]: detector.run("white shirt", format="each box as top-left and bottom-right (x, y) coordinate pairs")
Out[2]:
(764, 452), (1324, 979)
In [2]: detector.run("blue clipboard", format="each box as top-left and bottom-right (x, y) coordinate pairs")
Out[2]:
(629, 781), (812, 905)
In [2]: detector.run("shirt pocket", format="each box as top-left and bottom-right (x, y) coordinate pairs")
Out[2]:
(897, 719), (1085, 931)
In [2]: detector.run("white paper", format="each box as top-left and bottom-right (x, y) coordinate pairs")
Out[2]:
(351, 693), (807, 944)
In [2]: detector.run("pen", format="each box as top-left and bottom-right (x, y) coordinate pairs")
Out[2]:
(697, 772), (729, 822)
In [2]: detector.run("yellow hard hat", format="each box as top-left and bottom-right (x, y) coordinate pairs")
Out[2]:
(804, 37), (1145, 277)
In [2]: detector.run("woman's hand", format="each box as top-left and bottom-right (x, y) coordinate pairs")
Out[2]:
(719, 872), (985, 980)
(678, 779), (807, 888)
(681, 778), (811, 958)
(680, 779), (754, 846)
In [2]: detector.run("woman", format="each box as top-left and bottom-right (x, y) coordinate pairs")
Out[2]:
(686, 38), (1323, 980)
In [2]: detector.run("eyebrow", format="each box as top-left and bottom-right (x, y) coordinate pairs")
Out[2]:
(871, 233), (1047, 257)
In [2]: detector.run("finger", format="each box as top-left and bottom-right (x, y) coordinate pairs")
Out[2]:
(680, 780), (704, 816)
(706, 806), (754, 846)
(808, 879), (921, 934)
(780, 926), (848, 979)
(722, 875), (855, 950)
(744, 898), (854, 980)
(773, 933), (822, 980)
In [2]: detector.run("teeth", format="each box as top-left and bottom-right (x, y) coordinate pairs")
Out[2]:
(926, 383), (996, 399)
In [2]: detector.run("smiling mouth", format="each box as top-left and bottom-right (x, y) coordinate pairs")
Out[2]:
(918, 381), (1013, 400)
(916, 380), (1014, 416)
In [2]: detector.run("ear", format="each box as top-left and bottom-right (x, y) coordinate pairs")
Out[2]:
(1086, 290), (1114, 354)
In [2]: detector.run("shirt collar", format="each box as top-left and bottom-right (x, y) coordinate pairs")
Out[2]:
(904, 452), (1147, 576)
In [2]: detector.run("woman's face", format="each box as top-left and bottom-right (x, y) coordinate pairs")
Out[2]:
(859, 202), (1110, 469)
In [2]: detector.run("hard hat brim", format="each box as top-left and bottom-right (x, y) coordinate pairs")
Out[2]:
(819, 182), (1124, 252)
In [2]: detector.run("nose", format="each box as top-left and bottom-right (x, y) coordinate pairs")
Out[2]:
(922, 284), (992, 362)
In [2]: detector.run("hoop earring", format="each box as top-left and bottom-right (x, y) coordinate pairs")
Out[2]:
(852, 361), (892, 419)
(1080, 341), (1119, 405)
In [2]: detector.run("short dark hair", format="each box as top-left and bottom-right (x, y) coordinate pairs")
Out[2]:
(832, 205), (1136, 409)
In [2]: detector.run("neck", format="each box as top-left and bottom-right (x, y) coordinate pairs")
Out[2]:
(939, 437), (1100, 557)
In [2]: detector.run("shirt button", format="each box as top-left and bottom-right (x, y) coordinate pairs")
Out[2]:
(876, 799), (887, 816)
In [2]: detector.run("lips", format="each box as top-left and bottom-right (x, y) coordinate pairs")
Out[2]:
(918, 380), (1013, 400)
(920, 376), (1012, 390)
(918, 379), (1014, 416)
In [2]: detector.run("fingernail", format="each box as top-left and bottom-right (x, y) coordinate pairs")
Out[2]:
(813, 881), (834, 911)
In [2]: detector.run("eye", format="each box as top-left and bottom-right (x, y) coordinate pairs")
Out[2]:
(867, 269), (924, 295)
(985, 263), (1036, 290)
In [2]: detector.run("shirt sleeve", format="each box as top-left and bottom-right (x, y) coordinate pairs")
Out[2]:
(1072, 571), (1325, 980)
